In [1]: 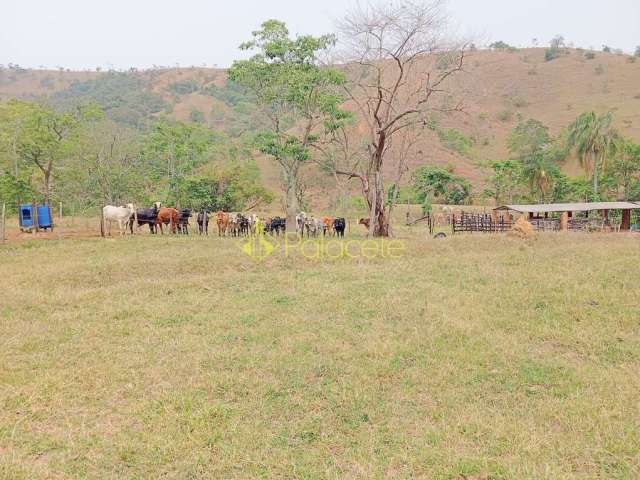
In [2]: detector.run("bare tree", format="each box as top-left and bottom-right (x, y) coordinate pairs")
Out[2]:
(335, 0), (466, 236)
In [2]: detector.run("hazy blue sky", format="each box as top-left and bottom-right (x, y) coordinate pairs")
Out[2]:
(2, 0), (639, 69)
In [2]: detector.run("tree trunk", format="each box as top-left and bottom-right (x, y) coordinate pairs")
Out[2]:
(43, 170), (52, 205)
(369, 172), (389, 237)
(285, 172), (299, 234)
(593, 160), (599, 198)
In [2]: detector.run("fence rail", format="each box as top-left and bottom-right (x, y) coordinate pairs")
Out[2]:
(452, 213), (514, 234)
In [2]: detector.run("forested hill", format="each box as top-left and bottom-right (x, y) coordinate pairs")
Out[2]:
(2, 47), (640, 190)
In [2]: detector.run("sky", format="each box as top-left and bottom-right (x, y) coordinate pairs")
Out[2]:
(2, 0), (639, 70)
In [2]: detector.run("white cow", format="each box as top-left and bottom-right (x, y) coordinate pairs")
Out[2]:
(103, 203), (136, 236)
(248, 214), (259, 236)
(305, 217), (323, 238)
(296, 212), (308, 236)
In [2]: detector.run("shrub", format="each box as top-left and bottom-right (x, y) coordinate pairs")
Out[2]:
(602, 45), (611, 53)
(635, 46), (640, 57)
(545, 48), (560, 62)
(53, 72), (166, 128)
(167, 80), (200, 95)
(497, 110), (513, 122)
(190, 108), (205, 123)
(585, 52), (596, 60)
(437, 128), (474, 156)
(512, 96), (529, 108)
(489, 41), (514, 50)
(39, 76), (55, 89)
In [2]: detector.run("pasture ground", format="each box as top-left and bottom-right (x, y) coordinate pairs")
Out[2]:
(0, 229), (639, 479)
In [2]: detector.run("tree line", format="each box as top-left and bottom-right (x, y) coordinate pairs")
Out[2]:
(0, 100), (272, 214)
(481, 113), (640, 206)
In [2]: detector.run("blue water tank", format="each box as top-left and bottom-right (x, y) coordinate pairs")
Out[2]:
(37, 204), (52, 228)
(19, 204), (34, 228)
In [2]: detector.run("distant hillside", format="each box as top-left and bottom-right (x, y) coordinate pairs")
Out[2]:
(2, 48), (640, 194)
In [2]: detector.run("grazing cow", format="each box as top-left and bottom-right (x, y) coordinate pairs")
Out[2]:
(264, 217), (273, 234)
(177, 209), (192, 235)
(197, 211), (209, 235)
(322, 216), (334, 236)
(333, 217), (346, 238)
(156, 207), (179, 234)
(271, 217), (286, 236)
(359, 218), (370, 230)
(131, 203), (160, 234)
(103, 203), (136, 236)
(215, 211), (229, 237)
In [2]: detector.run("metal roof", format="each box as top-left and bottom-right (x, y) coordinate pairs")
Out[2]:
(494, 202), (640, 213)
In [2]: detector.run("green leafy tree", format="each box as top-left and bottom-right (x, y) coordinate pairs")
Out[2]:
(229, 20), (347, 232)
(142, 118), (218, 190)
(482, 159), (523, 204)
(169, 162), (273, 211)
(413, 165), (471, 209)
(506, 119), (567, 201)
(507, 119), (551, 158)
(58, 118), (144, 210)
(566, 111), (618, 197)
(0, 172), (33, 213)
(7, 101), (95, 204)
(609, 138), (640, 200)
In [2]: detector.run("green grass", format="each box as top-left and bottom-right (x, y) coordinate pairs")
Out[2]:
(1, 231), (639, 479)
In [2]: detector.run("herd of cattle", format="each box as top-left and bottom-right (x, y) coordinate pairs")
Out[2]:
(102, 203), (352, 238)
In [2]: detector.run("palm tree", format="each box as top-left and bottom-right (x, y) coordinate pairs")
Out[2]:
(566, 112), (618, 198)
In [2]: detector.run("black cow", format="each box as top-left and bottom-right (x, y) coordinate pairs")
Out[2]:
(270, 217), (286, 236)
(237, 214), (250, 237)
(333, 218), (346, 238)
(130, 203), (160, 234)
(177, 209), (192, 235)
(197, 211), (209, 235)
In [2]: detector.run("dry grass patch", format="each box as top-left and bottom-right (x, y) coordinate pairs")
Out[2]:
(0, 232), (639, 479)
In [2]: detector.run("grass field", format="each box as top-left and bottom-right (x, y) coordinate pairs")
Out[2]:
(1, 230), (639, 479)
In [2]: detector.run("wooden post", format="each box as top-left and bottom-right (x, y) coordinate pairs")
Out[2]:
(33, 202), (39, 233)
(560, 211), (569, 231)
(1, 202), (5, 244)
(100, 205), (105, 238)
(621, 209), (631, 232)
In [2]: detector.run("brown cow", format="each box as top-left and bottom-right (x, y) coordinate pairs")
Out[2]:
(215, 211), (229, 237)
(322, 216), (334, 236)
(156, 207), (179, 234)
